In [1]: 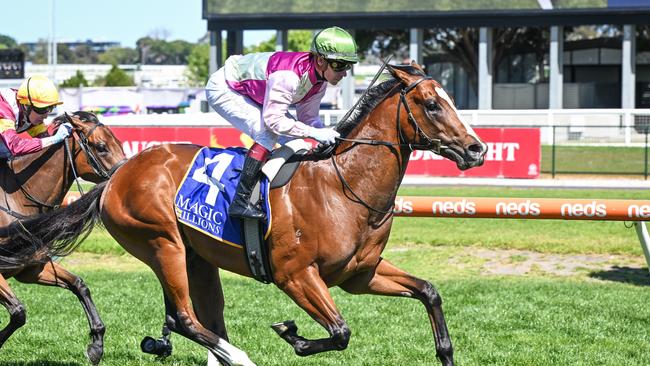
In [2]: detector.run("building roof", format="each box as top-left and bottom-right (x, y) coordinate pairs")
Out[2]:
(203, 0), (650, 30)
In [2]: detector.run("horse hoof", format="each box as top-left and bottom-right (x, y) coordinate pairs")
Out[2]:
(270, 320), (297, 337)
(85, 343), (104, 365)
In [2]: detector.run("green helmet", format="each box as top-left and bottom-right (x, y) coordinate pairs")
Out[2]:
(310, 27), (359, 63)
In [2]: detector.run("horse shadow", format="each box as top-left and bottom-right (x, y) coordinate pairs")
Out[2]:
(589, 266), (650, 286)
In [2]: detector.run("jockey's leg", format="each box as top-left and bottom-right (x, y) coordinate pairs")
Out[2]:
(14, 262), (106, 365)
(339, 258), (454, 366)
(272, 266), (351, 356)
(228, 143), (270, 220)
(0, 274), (25, 349)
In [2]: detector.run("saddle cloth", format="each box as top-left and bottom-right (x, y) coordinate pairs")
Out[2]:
(174, 147), (271, 247)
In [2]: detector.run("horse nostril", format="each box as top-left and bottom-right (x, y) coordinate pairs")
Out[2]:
(466, 142), (487, 160)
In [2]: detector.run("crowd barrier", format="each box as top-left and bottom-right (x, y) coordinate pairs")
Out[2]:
(62, 193), (650, 271)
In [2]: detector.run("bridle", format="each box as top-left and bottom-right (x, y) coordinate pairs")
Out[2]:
(330, 76), (449, 215)
(1, 117), (125, 217)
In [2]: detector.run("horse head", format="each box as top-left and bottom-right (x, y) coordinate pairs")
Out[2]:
(387, 62), (487, 170)
(53, 111), (126, 183)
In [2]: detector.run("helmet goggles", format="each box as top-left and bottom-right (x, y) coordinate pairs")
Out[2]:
(327, 59), (353, 72)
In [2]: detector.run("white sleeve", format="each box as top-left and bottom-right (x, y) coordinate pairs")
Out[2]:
(263, 71), (313, 138)
(296, 83), (327, 129)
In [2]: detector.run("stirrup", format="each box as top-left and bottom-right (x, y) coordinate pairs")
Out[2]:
(229, 202), (266, 220)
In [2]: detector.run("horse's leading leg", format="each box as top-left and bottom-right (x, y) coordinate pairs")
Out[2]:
(145, 238), (254, 366)
(272, 266), (351, 356)
(0, 274), (26, 349)
(14, 262), (105, 365)
(339, 258), (453, 366)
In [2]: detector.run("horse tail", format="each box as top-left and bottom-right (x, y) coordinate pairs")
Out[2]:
(0, 181), (107, 270)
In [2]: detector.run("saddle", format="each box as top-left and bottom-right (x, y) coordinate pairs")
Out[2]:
(242, 139), (311, 283)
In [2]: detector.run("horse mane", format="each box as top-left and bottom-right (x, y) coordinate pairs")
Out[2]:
(52, 110), (100, 125)
(334, 64), (427, 138)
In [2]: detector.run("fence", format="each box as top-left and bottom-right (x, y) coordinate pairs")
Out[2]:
(319, 108), (650, 178)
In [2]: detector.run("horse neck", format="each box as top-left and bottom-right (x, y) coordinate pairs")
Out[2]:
(334, 93), (411, 215)
(6, 144), (74, 212)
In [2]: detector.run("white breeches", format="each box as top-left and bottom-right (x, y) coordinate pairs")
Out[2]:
(206, 68), (289, 151)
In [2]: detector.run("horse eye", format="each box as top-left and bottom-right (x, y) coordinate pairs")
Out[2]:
(95, 143), (108, 153)
(425, 100), (440, 111)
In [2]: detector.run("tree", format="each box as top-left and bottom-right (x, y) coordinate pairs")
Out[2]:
(98, 47), (139, 65)
(245, 30), (314, 54)
(0, 34), (17, 49)
(100, 64), (134, 86)
(60, 70), (89, 88)
(186, 43), (210, 87)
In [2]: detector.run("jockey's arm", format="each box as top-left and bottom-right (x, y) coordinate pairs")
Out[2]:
(295, 84), (327, 129)
(263, 71), (320, 137)
(0, 118), (67, 157)
(0, 118), (45, 156)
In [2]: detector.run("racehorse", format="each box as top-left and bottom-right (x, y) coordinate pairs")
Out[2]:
(0, 63), (486, 365)
(0, 111), (125, 365)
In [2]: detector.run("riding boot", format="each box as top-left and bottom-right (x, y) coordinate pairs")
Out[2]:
(228, 148), (267, 220)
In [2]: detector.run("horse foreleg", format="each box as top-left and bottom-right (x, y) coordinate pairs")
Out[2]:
(14, 262), (105, 365)
(272, 266), (351, 356)
(0, 274), (26, 349)
(339, 258), (454, 366)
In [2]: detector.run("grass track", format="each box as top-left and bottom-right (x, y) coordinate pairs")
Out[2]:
(1, 247), (650, 366)
(2, 185), (648, 365)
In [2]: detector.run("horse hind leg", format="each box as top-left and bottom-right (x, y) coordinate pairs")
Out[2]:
(272, 267), (351, 356)
(339, 259), (453, 366)
(0, 274), (26, 349)
(185, 248), (231, 365)
(146, 240), (255, 366)
(14, 262), (105, 365)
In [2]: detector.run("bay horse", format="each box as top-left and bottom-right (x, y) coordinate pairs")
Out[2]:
(0, 63), (485, 365)
(0, 111), (125, 365)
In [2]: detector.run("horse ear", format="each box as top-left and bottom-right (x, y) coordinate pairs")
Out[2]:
(411, 61), (425, 73)
(387, 64), (414, 85)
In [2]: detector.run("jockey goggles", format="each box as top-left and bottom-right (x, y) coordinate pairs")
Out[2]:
(30, 105), (54, 115)
(327, 59), (353, 72)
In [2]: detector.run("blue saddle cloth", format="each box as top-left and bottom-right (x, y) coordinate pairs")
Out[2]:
(174, 147), (271, 247)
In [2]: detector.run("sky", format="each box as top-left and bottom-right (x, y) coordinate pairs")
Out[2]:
(3, 0), (273, 48)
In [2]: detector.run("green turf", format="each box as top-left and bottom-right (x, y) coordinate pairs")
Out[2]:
(1, 245), (648, 366)
(541, 145), (650, 176)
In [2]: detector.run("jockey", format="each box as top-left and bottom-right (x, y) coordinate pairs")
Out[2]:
(0, 75), (72, 159)
(206, 26), (359, 220)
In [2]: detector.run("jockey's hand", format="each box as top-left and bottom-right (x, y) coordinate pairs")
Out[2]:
(52, 123), (72, 142)
(310, 127), (340, 146)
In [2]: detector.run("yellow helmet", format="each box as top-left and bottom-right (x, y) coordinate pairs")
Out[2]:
(16, 75), (63, 108)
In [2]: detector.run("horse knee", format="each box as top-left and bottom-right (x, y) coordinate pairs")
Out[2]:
(10, 304), (26, 328)
(74, 277), (91, 298)
(331, 324), (351, 350)
(421, 281), (442, 307)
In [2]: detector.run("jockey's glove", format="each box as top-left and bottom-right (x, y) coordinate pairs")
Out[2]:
(41, 122), (73, 147)
(309, 127), (340, 146)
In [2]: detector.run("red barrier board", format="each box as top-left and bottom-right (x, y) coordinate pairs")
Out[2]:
(405, 128), (540, 178)
(108, 126), (540, 178)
